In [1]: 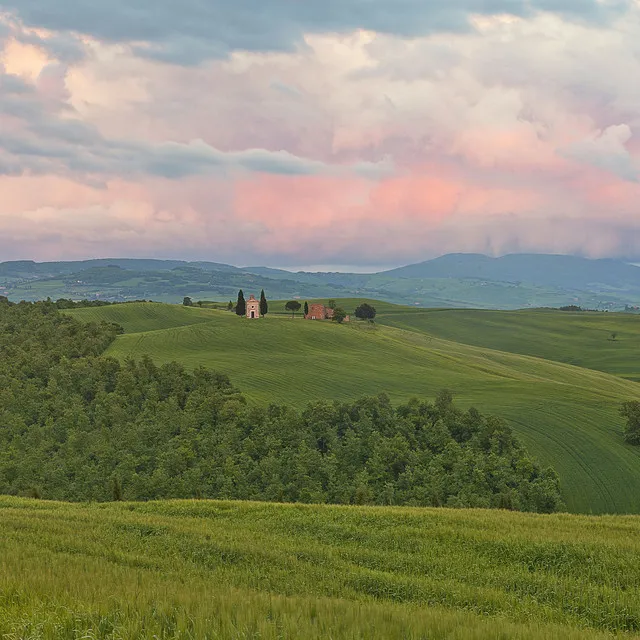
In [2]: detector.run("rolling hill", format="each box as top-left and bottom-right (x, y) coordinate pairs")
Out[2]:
(68, 301), (216, 333)
(1, 496), (638, 639)
(67, 302), (640, 515)
(375, 307), (640, 382)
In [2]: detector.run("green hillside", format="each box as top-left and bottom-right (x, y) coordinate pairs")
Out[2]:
(2, 496), (639, 639)
(375, 308), (640, 381)
(67, 302), (216, 333)
(66, 302), (640, 515)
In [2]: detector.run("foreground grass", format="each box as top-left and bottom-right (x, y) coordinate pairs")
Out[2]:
(67, 303), (640, 514)
(1, 497), (639, 639)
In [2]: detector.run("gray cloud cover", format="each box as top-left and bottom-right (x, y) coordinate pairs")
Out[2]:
(0, 65), (391, 180)
(2, 0), (632, 64)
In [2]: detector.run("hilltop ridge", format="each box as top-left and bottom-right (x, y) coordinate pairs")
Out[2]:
(4, 253), (640, 309)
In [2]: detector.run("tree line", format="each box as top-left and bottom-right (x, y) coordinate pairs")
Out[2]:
(7, 296), (150, 310)
(0, 298), (564, 511)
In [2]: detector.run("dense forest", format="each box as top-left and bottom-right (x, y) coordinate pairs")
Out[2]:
(0, 298), (563, 511)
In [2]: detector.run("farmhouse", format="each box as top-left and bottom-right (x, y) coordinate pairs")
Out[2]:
(246, 294), (260, 319)
(305, 303), (331, 320)
(305, 303), (350, 322)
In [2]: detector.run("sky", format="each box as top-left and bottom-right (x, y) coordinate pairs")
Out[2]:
(1, 1), (640, 268)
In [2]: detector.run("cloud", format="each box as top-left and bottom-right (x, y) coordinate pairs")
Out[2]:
(0, 64), (391, 180)
(133, 141), (391, 179)
(0, 67), (32, 93)
(0, 13), (87, 64)
(269, 81), (302, 98)
(0, 125), (391, 180)
(558, 124), (638, 181)
(1, 0), (632, 65)
(14, 29), (86, 64)
(0, 19), (10, 45)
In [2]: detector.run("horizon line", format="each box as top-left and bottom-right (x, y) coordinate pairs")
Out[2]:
(1, 252), (639, 276)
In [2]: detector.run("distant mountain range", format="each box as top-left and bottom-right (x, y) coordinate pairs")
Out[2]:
(2, 254), (640, 310)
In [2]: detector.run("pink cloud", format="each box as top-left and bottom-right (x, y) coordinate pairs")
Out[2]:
(0, 175), (101, 212)
(234, 163), (548, 236)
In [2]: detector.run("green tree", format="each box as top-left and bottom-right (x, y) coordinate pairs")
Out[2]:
(327, 300), (337, 310)
(353, 471), (373, 505)
(285, 300), (302, 318)
(621, 401), (640, 445)
(355, 303), (376, 321)
(183, 297), (193, 307)
(260, 289), (268, 316)
(435, 389), (454, 413)
(0, 300), (564, 512)
(304, 301), (309, 316)
(235, 290), (246, 317)
(333, 307), (347, 323)
(227, 300), (234, 311)
(111, 475), (123, 501)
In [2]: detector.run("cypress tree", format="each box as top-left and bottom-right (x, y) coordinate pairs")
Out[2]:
(259, 289), (268, 316)
(304, 301), (309, 316)
(235, 290), (246, 316)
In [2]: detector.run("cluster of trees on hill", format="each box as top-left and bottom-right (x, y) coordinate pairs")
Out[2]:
(0, 298), (563, 511)
(355, 303), (377, 320)
(558, 305), (584, 312)
(285, 299), (301, 317)
(15, 297), (150, 310)
(556, 305), (615, 313)
(621, 402), (640, 445)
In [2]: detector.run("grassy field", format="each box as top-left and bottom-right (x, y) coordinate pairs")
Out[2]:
(2, 496), (639, 639)
(66, 302), (640, 515)
(68, 302), (216, 333)
(375, 308), (640, 381)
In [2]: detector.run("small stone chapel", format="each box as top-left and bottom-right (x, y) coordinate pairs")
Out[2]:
(246, 294), (260, 319)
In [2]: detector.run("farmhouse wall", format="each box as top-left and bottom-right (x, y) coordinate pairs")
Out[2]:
(304, 304), (351, 321)
(305, 303), (327, 320)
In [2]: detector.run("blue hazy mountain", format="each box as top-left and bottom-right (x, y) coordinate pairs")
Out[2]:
(384, 254), (640, 291)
